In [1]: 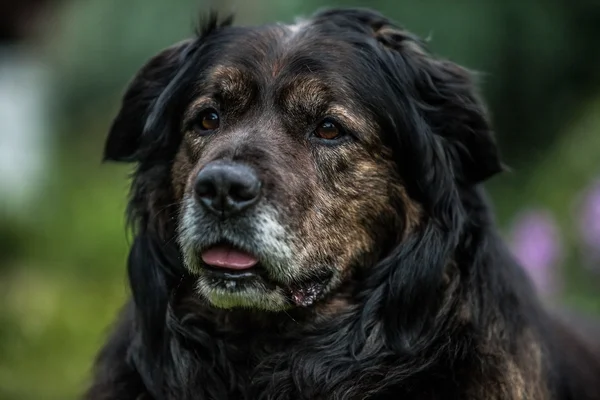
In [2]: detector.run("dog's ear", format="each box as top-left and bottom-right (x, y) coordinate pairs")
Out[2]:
(127, 233), (172, 338)
(125, 231), (184, 397)
(409, 57), (505, 184)
(372, 19), (505, 184)
(104, 13), (234, 163)
(103, 40), (195, 162)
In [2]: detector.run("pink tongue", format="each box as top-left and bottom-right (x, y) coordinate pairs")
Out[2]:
(201, 245), (259, 270)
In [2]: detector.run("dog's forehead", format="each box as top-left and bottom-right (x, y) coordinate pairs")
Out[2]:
(205, 18), (359, 77)
(183, 18), (383, 140)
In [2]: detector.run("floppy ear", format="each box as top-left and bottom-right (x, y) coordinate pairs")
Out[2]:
(104, 13), (235, 163)
(412, 58), (505, 184)
(127, 232), (180, 338)
(374, 23), (505, 184)
(103, 39), (196, 162)
(126, 231), (185, 397)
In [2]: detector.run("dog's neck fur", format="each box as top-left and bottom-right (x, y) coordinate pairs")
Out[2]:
(86, 188), (600, 400)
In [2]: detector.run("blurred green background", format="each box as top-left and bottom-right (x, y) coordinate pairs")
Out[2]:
(1, 0), (599, 398)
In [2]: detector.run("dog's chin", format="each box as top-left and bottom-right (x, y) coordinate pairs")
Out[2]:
(191, 261), (336, 311)
(195, 273), (291, 311)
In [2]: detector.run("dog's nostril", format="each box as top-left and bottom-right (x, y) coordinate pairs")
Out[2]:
(230, 179), (260, 202)
(195, 179), (217, 199)
(194, 162), (261, 216)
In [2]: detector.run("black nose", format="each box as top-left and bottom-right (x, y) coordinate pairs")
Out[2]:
(194, 162), (261, 216)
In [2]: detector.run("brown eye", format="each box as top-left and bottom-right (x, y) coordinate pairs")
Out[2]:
(197, 109), (220, 131)
(314, 119), (343, 140)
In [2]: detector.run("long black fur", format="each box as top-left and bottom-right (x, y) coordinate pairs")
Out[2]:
(86, 8), (600, 400)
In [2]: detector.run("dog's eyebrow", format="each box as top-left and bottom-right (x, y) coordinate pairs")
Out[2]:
(183, 65), (257, 124)
(278, 76), (331, 114)
(327, 105), (376, 137)
(209, 65), (256, 100)
(278, 78), (377, 136)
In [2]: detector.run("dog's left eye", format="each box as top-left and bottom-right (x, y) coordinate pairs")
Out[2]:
(314, 119), (344, 140)
(194, 108), (220, 133)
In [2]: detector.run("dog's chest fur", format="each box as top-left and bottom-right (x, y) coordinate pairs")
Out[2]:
(137, 300), (548, 400)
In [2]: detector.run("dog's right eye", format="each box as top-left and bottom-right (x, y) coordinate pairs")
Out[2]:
(315, 120), (341, 140)
(194, 108), (220, 133)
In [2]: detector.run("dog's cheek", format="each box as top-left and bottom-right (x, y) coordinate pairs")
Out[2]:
(171, 135), (204, 202)
(378, 160), (422, 237)
(350, 151), (422, 239)
(171, 156), (191, 202)
(328, 160), (415, 271)
(292, 154), (391, 277)
(143, 169), (180, 240)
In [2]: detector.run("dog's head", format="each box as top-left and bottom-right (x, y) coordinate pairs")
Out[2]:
(105, 9), (502, 313)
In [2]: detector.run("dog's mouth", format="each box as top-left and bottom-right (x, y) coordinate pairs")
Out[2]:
(201, 244), (260, 271)
(197, 242), (333, 308)
(200, 243), (274, 289)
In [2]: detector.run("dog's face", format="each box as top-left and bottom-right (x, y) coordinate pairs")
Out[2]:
(172, 21), (416, 311)
(105, 9), (502, 312)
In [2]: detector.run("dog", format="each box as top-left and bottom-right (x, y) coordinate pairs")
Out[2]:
(85, 8), (600, 400)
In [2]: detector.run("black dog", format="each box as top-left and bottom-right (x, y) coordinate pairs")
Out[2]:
(85, 8), (600, 400)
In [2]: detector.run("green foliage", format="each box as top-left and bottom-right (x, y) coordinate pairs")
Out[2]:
(0, 125), (130, 399)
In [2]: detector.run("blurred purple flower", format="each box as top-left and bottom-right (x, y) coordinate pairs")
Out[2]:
(508, 210), (563, 296)
(577, 180), (600, 266)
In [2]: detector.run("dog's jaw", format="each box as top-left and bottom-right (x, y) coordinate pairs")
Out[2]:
(177, 196), (335, 311)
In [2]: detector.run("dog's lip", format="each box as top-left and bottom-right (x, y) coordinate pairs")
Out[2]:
(201, 264), (264, 280)
(200, 262), (276, 290)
